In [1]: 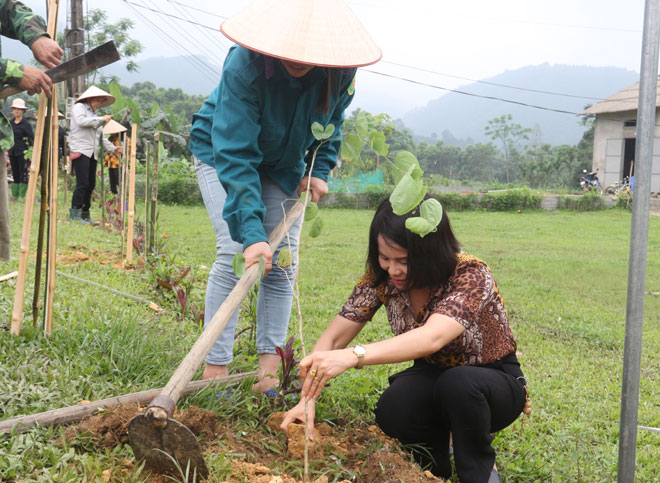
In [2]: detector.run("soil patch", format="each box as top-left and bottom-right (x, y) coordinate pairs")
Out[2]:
(63, 405), (443, 482)
(57, 245), (144, 269)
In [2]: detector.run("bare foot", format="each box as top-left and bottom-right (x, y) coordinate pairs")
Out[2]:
(202, 363), (228, 380)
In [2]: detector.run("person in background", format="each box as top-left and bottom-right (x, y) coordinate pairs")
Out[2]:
(0, 0), (63, 260)
(68, 86), (122, 225)
(281, 198), (528, 483)
(188, 0), (381, 395)
(7, 98), (32, 199)
(102, 119), (126, 196)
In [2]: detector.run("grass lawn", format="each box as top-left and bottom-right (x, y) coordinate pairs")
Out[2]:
(1, 197), (659, 481)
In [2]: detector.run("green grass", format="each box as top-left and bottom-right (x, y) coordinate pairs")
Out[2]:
(1, 198), (660, 481)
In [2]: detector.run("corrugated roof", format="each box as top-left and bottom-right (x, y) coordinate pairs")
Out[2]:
(582, 76), (660, 115)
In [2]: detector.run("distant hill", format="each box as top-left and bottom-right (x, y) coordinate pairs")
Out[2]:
(400, 64), (639, 146)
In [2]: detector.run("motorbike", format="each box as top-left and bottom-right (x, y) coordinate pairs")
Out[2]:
(580, 170), (602, 194)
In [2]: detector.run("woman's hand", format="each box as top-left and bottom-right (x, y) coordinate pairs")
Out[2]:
(299, 348), (356, 400)
(296, 176), (328, 203)
(243, 241), (273, 275)
(280, 398), (317, 439)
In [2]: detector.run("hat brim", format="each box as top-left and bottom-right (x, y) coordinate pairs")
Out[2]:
(75, 95), (115, 108)
(220, 0), (381, 68)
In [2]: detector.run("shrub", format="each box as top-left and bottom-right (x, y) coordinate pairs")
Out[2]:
(480, 189), (542, 211)
(158, 176), (203, 205)
(434, 191), (480, 211)
(558, 192), (607, 211)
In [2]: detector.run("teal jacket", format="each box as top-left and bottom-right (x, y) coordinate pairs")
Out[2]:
(189, 46), (356, 248)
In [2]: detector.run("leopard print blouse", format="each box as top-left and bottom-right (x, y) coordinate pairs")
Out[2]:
(338, 253), (517, 368)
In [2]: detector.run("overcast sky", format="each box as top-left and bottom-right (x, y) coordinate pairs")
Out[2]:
(30, 0), (649, 115)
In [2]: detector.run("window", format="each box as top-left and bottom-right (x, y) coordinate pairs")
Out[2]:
(624, 120), (637, 127)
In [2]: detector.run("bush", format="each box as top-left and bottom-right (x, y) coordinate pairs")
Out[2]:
(434, 191), (480, 211)
(481, 189), (542, 211)
(158, 176), (203, 205)
(558, 192), (607, 211)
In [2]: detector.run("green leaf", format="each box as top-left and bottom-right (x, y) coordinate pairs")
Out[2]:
(310, 217), (324, 238)
(125, 98), (142, 125)
(109, 82), (125, 111)
(258, 257), (266, 278)
(405, 217), (436, 237)
(389, 173), (427, 215)
(149, 102), (160, 117)
(340, 134), (362, 163)
(311, 122), (335, 141)
(232, 253), (245, 277)
(420, 198), (443, 227)
(394, 151), (423, 182)
(305, 202), (319, 221)
(356, 111), (369, 138)
(277, 248), (293, 268)
(299, 191), (310, 205)
(370, 131), (389, 156)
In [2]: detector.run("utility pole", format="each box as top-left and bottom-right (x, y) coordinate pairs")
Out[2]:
(68, 0), (85, 97)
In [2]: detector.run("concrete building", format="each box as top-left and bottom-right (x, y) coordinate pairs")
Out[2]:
(583, 77), (660, 193)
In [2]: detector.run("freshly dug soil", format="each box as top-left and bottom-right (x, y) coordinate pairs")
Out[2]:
(63, 404), (443, 482)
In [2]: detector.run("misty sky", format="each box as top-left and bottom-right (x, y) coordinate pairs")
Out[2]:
(26, 0), (649, 115)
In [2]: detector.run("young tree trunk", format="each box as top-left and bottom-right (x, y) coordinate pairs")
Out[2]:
(0, 152), (10, 261)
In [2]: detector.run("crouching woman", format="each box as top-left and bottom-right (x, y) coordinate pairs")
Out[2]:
(280, 197), (528, 483)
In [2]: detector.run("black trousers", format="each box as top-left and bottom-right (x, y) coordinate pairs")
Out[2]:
(8, 155), (28, 184)
(374, 357), (525, 483)
(108, 167), (119, 195)
(71, 154), (97, 211)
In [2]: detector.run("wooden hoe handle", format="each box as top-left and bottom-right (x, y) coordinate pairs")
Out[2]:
(146, 200), (305, 423)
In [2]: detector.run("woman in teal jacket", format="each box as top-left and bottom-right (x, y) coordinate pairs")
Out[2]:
(188, 0), (380, 394)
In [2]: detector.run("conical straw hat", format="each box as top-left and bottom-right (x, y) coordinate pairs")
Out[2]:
(103, 119), (127, 135)
(221, 0), (381, 68)
(75, 86), (115, 108)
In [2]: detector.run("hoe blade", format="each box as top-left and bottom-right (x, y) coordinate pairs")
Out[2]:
(128, 414), (209, 480)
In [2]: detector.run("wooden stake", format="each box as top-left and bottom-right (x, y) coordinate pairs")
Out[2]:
(149, 132), (159, 253)
(144, 141), (150, 253)
(45, 88), (60, 336)
(32, 109), (52, 328)
(11, 0), (59, 335)
(126, 124), (137, 264)
(0, 271), (18, 283)
(0, 372), (256, 435)
(100, 135), (105, 228)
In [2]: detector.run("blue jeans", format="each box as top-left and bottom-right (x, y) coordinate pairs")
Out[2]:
(195, 158), (302, 365)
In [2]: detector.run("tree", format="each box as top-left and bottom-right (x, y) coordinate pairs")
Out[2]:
(85, 9), (143, 74)
(484, 114), (531, 183)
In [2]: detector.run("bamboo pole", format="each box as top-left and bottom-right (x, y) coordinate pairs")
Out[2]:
(32, 109), (51, 328)
(144, 141), (150, 253)
(149, 132), (159, 253)
(0, 372), (256, 435)
(100, 134), (105, 228)
(0, 271), (18, 283)
(126, 124), (137, 264)
(45, 88), (60, 336)
(11, 0), (59, 335)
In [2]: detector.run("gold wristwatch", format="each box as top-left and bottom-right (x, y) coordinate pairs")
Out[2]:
(353, 345), (366, 369)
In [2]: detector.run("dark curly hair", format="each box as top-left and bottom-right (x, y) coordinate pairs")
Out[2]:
(366, 196), (461, 289)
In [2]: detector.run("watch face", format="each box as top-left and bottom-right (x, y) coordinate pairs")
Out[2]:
(354, 346), (366, 356)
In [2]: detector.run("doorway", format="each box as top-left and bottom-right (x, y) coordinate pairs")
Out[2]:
(623, 138), (636, 180)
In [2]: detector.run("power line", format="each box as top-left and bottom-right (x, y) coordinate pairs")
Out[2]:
(122, 0), (220, 83)
(162, 0), (227, 19)
(141, 0), (226, 66)
(165, 0), (230, 56)
(381, 60), (607, 102)
(123, 0), (223, 31)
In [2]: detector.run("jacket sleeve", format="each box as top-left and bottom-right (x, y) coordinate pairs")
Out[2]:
(0, 0), (49, 85)
(25, 119), (33, 146)
(100, 131), (116, 153)
(71, 103), (104, 128)
(212, 66), (267, 249)
(304, 70), (357, 180)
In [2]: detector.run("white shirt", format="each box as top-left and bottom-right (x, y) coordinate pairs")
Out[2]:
(68, 102), (116, 158)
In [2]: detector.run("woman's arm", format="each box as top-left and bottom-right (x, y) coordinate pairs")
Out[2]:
(71, 103), (103, 128)
(301, 313), (465, 399)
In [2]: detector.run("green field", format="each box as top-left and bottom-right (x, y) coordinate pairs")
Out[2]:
(1, 200), (659, 481)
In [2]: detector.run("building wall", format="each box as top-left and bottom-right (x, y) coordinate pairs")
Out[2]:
(592, 107), (660, 192)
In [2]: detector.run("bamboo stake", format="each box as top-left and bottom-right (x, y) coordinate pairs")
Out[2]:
(144, 140), (150, 253)
(0, 271), (18, 283)
(11, 0), (59, 336)
(126, 124), (137, 264)
(45, 88), (60, 336)
(0, 372), (256, 435)
(32, 109), (51, 328)
(100, 134), (105, 228)
(149, 132), (159, 253)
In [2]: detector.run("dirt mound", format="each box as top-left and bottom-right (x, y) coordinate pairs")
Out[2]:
(64, 405), (444, 482)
